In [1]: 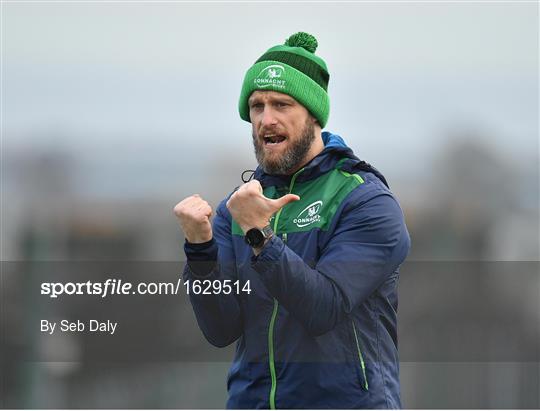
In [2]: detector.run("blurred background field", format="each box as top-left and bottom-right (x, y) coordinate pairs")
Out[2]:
(1, 1), (538, 408)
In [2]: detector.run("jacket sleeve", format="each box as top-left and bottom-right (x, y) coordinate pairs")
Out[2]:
(251, 188), (410, 336)
(183, 200), (243, 347)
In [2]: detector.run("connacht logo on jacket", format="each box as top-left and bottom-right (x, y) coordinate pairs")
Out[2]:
(293, 201), (323, 228)
(254, 64), (286, 89)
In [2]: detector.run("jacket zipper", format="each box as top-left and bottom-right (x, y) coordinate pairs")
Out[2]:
(268, 299), (279, 410)
(267, 168), (303, 410)
(351, 320), (369, 390)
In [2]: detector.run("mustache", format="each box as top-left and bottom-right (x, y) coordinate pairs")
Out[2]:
(254, 128), (287, 138)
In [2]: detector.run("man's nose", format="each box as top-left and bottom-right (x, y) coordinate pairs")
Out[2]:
(261, 106), (278, 127)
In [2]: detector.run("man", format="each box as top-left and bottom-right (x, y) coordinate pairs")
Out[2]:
(174, 32), (410, 409)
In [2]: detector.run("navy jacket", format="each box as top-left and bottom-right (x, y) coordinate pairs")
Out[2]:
(184, 132), (411, 409)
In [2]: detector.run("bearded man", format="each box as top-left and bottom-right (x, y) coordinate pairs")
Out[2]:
(174, 32), (410, 409)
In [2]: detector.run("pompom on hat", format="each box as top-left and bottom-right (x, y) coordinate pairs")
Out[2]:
(238, 32), (330, 128)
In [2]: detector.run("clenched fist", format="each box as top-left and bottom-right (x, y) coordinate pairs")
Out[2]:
(173, 194), (213, 244)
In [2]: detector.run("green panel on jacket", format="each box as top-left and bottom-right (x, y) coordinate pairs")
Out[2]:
(231, 167), (364, 236)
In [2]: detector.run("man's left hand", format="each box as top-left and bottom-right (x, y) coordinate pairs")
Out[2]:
(226, 180), (300, 234)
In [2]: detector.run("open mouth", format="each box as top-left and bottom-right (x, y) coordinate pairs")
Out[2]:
(263, 134), (287, 145)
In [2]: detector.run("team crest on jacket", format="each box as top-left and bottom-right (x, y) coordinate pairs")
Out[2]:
(293, 200), (323, 228)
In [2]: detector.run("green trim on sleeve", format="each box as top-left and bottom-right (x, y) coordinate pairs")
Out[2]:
(351, 320), (369, 391)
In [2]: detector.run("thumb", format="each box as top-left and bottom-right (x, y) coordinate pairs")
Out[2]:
(271, 194), (300, 210)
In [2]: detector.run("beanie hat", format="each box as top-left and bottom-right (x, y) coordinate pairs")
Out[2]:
(238, 32), (330, 128)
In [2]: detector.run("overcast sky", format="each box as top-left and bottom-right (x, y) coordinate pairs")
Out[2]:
(3, 1), (538, 179)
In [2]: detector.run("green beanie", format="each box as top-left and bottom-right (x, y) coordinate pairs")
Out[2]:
(239, 32), (330, 128)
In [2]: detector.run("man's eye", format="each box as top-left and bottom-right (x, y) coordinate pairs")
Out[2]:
(251, 103), (263, 110)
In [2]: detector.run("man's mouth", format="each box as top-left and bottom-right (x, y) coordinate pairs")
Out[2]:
(262, 133), (287, 145)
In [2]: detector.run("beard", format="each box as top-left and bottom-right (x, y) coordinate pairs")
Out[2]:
(252, 119), (316, 175)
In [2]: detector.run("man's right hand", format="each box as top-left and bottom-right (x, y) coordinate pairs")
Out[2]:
(173, 194), (213, 244)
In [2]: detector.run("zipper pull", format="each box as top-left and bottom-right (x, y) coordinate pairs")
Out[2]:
(282, 232), (288, 244)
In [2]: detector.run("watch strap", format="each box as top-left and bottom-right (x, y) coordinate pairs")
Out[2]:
(261, 224), (274, 238)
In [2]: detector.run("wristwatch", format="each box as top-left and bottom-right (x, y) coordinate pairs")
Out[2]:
(244, 225), (274, 249)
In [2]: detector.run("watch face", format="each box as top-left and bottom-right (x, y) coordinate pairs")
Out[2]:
(245, 228), (265, 248)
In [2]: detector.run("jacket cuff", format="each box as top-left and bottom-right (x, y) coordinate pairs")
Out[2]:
(184, 238), (218, 278)
(251, 235), (285, 273)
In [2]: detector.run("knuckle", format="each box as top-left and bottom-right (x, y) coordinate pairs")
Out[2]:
(173, 204), (185, 216)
